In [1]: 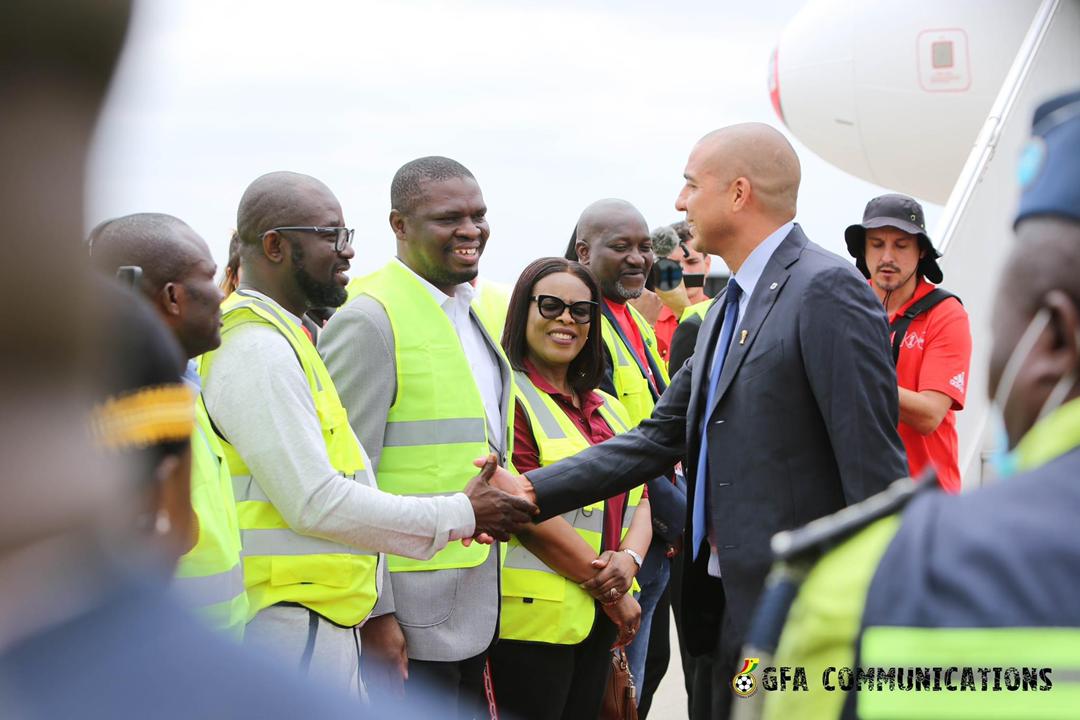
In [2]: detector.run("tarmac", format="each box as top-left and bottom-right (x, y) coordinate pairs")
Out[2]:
(642, 608), (688, 719)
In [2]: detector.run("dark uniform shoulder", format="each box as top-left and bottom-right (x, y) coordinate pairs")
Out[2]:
(864, 449), (1080, 629)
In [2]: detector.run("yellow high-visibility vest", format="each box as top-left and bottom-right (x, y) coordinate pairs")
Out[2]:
(680, 299), (713, 323)
(348, 261), (514, 572)
(472, 278), (512, 341)
(600, 303), (670, 426)
(199, 291), (379, 627)
(349, 275), (512, 345)
(500, 371), (644, 645)
(174, 394), (248, 640)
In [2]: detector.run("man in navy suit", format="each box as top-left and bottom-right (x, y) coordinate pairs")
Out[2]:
(489, 123), (907, 718)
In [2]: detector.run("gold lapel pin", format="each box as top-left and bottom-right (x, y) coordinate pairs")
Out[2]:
(739, 330), (748, 345)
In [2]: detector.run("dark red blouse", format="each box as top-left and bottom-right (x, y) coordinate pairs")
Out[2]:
(513, 359), (643, 550)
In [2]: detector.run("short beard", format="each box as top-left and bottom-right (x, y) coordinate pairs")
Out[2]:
(424, 263), (478, 289)
(607, 279), (643, 301)
(290, 240), (348, 308)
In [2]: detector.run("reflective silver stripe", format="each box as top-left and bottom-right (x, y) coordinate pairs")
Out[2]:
(608, 328), (632, 367)
(174, 563), (245, 608)
(504, 510), (603, 576)
(622, 502), (638, 531)
(598, 397), (630, 434)
(231, 474), (271, 503)
(564, 507), (604, 536)
(193, 423), (218, 456)
(383, 418), (487, 447)
(1047, 669), (1080, 684)
(387, 490), (462, 499)
(513, 372), (568, 440)
(233, 473), (365, 504)
(227, 295), (322, 390)
(240, 529), (377, 557)
(503, 544), (556, 574)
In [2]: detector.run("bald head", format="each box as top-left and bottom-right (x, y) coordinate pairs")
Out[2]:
(89, 212), (223, 359)
(573, 199), (653, 301)
(89, 213), (209, 295)
(695, 123), (800, 219)
(676, 123), (800, 266)
(575, 199), (649, 246)
(236, 171), (339, 249)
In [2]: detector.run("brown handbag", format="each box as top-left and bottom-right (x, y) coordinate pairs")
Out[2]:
(599, 648), (638, 720)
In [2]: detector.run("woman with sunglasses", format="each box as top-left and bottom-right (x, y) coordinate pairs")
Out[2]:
(490, 257), (652, 720)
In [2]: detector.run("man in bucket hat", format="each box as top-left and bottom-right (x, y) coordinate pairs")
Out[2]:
(846, 194), (971, 493)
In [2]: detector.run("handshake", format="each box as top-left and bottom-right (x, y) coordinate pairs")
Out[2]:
(462, 456), (641, 646)
(462, 454), (539, 543)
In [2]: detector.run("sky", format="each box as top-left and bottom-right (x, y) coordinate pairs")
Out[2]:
(88, 0), (941, 284)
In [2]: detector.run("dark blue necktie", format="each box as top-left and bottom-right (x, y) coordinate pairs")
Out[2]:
(692, 277), (742, 560)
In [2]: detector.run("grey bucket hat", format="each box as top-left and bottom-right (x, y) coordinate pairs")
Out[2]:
(845, 193), (942, 284)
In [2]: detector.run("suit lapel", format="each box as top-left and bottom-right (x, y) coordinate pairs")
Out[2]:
(470, 306), (513, 461)
(705, 226), (806, 421)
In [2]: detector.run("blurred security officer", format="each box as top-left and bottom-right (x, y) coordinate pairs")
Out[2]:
(759, 89), (1080, 720)
(846, 195), (972, 493)
(89, 213), (248, 639)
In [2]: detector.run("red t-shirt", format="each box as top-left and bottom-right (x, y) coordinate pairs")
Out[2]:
(888, 279), (972, 493)
(604, 299), (655, 386)
(512, 359), (644, 550)
(655, 294), (711, 361)
(655, 306), (678, 361)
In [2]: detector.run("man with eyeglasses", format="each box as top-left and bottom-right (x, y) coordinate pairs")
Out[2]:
(569, 198), (686, 713)
(319, 156), (516, 718)
(199, 170), (535, 697)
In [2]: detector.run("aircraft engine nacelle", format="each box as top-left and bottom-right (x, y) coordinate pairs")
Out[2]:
(770, 0), (1040, 204)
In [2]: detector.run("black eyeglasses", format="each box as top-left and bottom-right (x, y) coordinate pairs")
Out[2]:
(530, 295), (597, 324)
(263, 226), (354, 253)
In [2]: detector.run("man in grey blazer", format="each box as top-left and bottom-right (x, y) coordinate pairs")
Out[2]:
(489, 124), (908, 718)
(319, 157), (511, 718)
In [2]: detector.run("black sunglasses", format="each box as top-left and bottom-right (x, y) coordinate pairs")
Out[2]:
(263, 226), (354, 253)
(530, 295), (597, 324)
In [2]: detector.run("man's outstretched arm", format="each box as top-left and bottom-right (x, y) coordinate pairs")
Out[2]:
(489, 359), (694, 520)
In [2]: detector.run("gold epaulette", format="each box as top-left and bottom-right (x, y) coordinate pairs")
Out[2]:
(91, 384), (195, 450)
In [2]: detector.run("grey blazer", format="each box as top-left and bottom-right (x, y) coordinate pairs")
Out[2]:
(319, 293), (511, 663)
(526, 225), (908, 655)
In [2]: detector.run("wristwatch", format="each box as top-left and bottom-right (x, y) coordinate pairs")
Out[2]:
(621, 548), (644, 569)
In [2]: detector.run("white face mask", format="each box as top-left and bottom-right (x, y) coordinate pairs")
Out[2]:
(989, 308), (1080, 478)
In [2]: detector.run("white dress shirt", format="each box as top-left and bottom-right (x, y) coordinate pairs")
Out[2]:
(202, 289), (476, 571)
(732, 221), (794, 320)
(395, 259), (505, 450)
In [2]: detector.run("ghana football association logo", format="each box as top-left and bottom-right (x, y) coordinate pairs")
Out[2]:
(732, 657), (760, 698)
